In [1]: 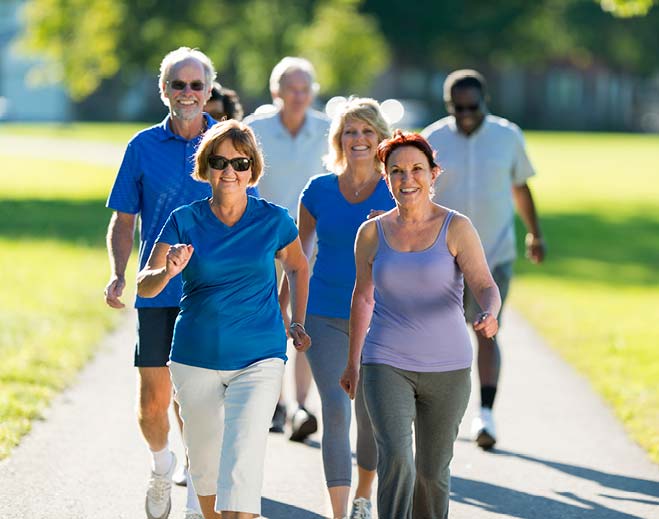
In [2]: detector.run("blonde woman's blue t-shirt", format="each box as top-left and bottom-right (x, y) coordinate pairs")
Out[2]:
(300, 173), (395, 319)
(156, 196), (297, 370)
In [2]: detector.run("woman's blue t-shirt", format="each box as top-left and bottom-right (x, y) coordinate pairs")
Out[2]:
(157, 196), (298, 370)
(301, 173), (395, 319)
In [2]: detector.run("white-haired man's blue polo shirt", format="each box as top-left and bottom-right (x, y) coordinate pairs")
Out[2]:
(107, 113), (258, 308)
(245, 108), (330, 217)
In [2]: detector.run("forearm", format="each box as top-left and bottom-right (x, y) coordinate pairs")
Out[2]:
(513, 184), (542, 237)
(347, 295), (374, 367)
(136, 267), (172, 298)
(278, 273), (291, 314)
(474, 284), (502, 318)
(106, 213), (135, 278)
(287, 264), (309, 325)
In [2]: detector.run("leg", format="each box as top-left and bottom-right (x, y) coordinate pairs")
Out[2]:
(305, 315), (353, 518)
(413, 369), (471, 519)
(170, 361), (225, 519)
(352, 371), (377, 518)
(135, 307), (180, 519)
(217, 358), (284, 516)
(363, 364), (417, 519)
(295, 350), (313, 405)
(137, 367), (172, 451)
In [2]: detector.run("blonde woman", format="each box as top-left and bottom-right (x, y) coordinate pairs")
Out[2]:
(296, 98), (394, 519)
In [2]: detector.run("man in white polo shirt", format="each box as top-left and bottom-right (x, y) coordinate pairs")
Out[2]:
(245, 56), (330, 442)
(422, 69), (545, 450)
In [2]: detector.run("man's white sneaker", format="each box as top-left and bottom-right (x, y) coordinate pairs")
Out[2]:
(471, 407), (497, 450)
(145, 452), (176, 519)
(183, 510), (204, 519)
(350, 497), (372, 519)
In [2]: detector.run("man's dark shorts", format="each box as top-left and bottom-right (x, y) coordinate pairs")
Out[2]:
(464, 261), (513, 325)
(135, 307), (180, 367)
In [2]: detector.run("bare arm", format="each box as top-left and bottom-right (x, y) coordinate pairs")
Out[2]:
(278, 202), (316, 321)
(104, 211), (136, 308)
(340, 220), (378, 399)
(512, 183), (545, 264)
(137, 242), (194, 298)
(448, 214), (501, 338)
(277, 237), (311, 351)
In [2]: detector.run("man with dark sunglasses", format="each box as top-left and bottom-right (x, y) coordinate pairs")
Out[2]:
(422, 69), (545, 451)
(104, 47), (252, 519)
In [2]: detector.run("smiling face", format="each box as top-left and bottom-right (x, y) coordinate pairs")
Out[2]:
(385, 145), (439, 205)
(208, 138), (253, 196)
(341, 117), (380, 168)
(164, 58), (211, 122)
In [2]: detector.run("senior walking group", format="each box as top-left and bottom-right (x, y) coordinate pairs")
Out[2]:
(105, 46), (543, 519)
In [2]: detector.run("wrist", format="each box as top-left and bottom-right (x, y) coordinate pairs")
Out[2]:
(289, 321), (305, 331)
(525, 233), (544, 246)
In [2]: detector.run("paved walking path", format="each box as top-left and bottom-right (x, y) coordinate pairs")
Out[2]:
(1, 135), (658, 518)
(1, 309), (657, 519)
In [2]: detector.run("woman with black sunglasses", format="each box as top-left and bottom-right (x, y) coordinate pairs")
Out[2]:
(137, 119), (311, 519)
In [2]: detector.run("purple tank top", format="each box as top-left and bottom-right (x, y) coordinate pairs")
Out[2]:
(362, 211), (473, 372)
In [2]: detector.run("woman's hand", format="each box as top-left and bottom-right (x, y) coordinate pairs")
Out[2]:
(473, 312), (498, 339)
(165, 244), (194, 278)
(289, 322), (311, 352)
(340, 363), (360, 400)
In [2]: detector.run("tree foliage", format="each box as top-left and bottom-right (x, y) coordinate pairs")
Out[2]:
(17, 0), (658, 103)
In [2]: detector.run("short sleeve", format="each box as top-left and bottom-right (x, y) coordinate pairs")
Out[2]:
(106, 141), (142, 214)
(300, 176), (319, 218)
(510, 125), (536, 186)
(276, 208), (299, 251)
(155, 211), (181, 246)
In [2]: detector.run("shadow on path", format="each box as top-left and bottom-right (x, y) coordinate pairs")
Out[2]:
(452, 477), (649, 519)
(262, 497), (325, 518)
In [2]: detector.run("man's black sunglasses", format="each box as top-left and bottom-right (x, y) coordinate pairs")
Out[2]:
(168, 80), (206, 91)
(208, 155), (252, 172)
(452, 103), (481, 113)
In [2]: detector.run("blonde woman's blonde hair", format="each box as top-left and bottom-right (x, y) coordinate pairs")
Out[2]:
(323, 97), (391, 173)
(192, 120), (264, 186)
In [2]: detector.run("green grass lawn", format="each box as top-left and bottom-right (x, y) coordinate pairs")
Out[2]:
(0, 121), (149, 144)
(514, 132), (659, 463)
(0, 124), (657, 466)
(0, 148), (136, 459)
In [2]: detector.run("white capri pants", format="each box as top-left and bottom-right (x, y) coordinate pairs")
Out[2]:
(170, 357), (284, 515)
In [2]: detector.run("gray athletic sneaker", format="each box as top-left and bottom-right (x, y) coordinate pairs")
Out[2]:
(350, 497), (372, 519)
(145, 452), (176, 519)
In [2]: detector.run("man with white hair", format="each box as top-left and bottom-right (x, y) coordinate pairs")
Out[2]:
(245, 56), (330, 442)
(105, 47), (219, 519)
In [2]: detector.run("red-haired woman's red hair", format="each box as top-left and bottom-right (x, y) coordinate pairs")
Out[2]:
(377, 129), (439, 171)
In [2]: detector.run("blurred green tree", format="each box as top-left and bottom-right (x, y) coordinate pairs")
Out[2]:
(19, 0), (386, 101)
(297, 0), (390, 94)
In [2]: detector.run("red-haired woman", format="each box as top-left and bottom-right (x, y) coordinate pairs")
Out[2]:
(341, 130), (501, 518)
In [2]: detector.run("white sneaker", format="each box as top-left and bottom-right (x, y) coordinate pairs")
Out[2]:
(471, 407), (497, 450)
(145, 452), (176, 519)
(183, 510), (203, 519)
(350, 497), (372, 519)
(172, 462), (187, 486)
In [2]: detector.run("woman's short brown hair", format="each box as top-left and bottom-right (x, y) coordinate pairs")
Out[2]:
(192, 120), (264, 186)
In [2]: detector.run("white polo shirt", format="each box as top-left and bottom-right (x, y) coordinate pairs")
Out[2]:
(245, 108), (331, 217)
(422, 114), (536, 267)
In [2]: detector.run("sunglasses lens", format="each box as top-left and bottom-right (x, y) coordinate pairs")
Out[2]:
(190, 81), (205, 91)
(232, 158), (251, 171)
(170, 80), (186, 90)
(208, 156), (229, 170)
(454, 104), (480, 113)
